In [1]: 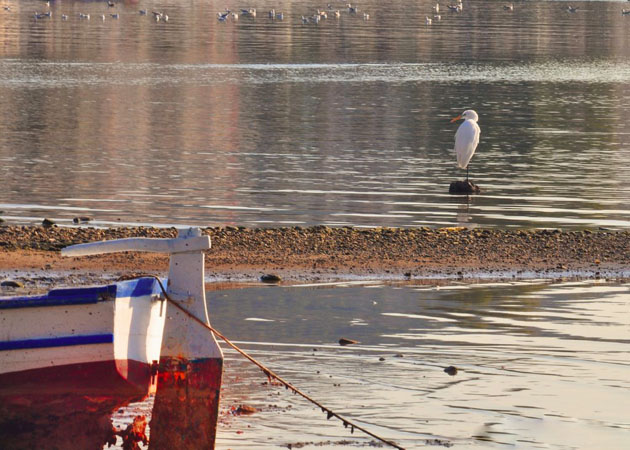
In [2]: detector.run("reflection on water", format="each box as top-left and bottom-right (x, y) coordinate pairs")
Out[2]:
(208, 280), (630, 449)
(2, 0), (630, 229)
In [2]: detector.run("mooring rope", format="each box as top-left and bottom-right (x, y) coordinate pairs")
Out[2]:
(151, 277), (405, 450)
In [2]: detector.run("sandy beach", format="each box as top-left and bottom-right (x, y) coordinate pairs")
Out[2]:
(1, 225), (629, 286)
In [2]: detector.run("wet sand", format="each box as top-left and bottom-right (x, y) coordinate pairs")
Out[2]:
(1, 225), (629, 284)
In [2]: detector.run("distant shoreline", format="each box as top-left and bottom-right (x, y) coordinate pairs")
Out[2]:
(1, 225), (629, 285)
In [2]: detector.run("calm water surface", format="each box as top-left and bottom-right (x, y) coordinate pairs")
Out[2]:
(2, 0), (630, 229)
(110, 280), (630, 449)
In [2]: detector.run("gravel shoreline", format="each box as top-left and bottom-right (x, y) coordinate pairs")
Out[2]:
(1, 225), (629, 286)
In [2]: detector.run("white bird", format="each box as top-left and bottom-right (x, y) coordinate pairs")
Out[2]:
(622, 9), (630, 15)
(503, 4), (514, 11)
(451, 110), (481, 180)
(433, 3), (440, 13)
(426, 16), (432, 25)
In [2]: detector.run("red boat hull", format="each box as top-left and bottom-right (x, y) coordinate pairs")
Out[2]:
(0, 359), (153, 449)
(150, 357), (223, 449)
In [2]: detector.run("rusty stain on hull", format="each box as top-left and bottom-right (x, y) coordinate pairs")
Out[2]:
(150, 357), (223, 449)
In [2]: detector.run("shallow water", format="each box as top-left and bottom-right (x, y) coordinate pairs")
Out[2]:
(2, 0), (630, 229)
(111, 279), (630, 449)
(211, 280), (630, 449)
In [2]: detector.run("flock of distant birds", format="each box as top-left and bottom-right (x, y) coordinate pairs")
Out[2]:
(2, 0), (169, 21)
(215, 3), (367, 23)
(3, 1), (630, 23)
(214, 1), (630, 25)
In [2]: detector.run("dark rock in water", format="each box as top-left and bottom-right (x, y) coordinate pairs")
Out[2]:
(260, 273), (282, 283)
(42, 218), (56, 227)
(116, 415), (148, 449)
(338, 338), (359, 346)
(444, 365), (458, 376)
(379, 357), (386, 361)
(73, 216), (92, 223)
(1, 280), (24, 288)
(449, 180), (481, 195)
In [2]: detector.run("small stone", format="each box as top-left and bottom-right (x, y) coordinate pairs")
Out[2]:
(379, 357), (385, 361)
(394, 353), (404, 358)
(444, 366), (458, 376)
(260, 273), (282, 283)
(338, 338), (359, 346)
(42, 218), (55, 227)
(234, 404), (257, 415)
(1, 280), (24, 288)
(73, 216), (92, 223)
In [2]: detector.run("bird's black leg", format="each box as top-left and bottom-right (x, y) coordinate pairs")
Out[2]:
(466, 165), (469, 182)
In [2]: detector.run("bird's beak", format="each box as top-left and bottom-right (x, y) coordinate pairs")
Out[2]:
(450, 115), (462, 123)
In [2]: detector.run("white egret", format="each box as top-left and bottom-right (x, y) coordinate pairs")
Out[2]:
(450, 110), (480, 181)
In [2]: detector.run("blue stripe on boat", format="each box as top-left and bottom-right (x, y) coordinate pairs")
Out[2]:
(0, 333), (114, 351)
(115, 277), (163, 299)
(0, 277), (164, 310)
